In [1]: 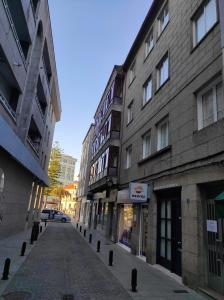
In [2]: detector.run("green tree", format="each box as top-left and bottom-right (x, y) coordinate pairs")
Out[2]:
(51, 186), (71, 210)
(44, 141), (63, 196)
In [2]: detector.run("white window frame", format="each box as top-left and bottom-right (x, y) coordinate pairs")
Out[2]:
(157, 54), (169, 89)
(142, 131), (151, 159)
(193, 0), (218, 46)
(197, 78), (223, 130)
(129, 61), (136, 85)
(143, 77), (152, 106)
(158, 2), (169, 37)
(157, 118), (169, 151)
(125, 145), (132, 169)
(127, 101), (133, 124)
(145, 29), (154, 58)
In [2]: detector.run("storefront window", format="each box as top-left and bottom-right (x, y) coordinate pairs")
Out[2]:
(119, 204), (133, 247)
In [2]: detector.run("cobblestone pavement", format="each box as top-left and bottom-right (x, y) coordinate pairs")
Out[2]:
(72, 223), (209, 300)
(1, 222), (132, 300)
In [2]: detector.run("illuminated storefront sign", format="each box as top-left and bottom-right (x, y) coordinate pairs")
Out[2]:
(129, 182), (148, 202)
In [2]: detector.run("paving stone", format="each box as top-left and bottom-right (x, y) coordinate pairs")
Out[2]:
(1, 223), (132, 300)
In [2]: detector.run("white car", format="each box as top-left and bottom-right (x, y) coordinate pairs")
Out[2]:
(41, 209), (71, 223)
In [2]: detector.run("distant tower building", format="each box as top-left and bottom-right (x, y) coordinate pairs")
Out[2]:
(58, 154), (77, 186)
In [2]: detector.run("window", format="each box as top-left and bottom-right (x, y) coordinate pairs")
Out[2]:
(157, 118), (169, 150)
(143, 77), (152, 106)
(129, 62), (136, 85)
(125, 146), (132, 169)
(127, 101), (133, 124)
(193, 0), (217, 46)
(145, 30), (154, 57)
(157, 54), (169, 89)
(158, 2), (169, 36)
(142, 131), (151, 159)
(197, 80), (223, 130)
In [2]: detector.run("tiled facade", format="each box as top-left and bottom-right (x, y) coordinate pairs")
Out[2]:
(0, 0), (61, 238)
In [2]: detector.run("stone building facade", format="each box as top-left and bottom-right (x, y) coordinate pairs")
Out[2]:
(0, 0), (61, 238)
(119, 0), (224, 294)
(79, 0), (224, 295)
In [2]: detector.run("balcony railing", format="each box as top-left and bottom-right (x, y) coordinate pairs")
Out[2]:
(0, 92), (16, 121)
(35, 96), (45, 121)
(89, 167), (117, 186)
(92, 130), (120, 159)
(27, 136), (40, 156)
(2, 0), (27, 69)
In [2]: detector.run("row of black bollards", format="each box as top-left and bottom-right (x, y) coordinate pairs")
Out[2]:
(76, 222), (138, 292)
(2, 221), (46, 281)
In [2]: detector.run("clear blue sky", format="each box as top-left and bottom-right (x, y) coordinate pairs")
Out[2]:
(48, 0), (152, 175)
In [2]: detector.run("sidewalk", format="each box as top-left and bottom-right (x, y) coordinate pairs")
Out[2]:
(0, 222), (46, 296)
(72, 221), (209, 300)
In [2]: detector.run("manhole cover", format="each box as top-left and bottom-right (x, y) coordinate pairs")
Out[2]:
(3, 291), (32, 300)
(63, 295), (74, 300)
(173, 290), (189, 293)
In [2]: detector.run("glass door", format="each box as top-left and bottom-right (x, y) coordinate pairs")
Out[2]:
(157, 197), (182, 276)
(158, 200), (172, 270)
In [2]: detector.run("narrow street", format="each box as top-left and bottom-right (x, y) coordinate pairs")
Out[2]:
(1, 223), (208, 300)
(1, 223), (132, 300)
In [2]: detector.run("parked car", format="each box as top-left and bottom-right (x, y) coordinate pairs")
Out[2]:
(41, 209), (71, 223)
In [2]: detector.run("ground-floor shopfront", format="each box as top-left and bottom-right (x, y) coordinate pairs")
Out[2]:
(116, 163), (224, 296)
(79, 197), (91, 226)
(89, 189), (117, 241)
(148, 164), (224, 295)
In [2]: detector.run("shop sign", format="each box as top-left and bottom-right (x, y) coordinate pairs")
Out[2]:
(129, 182), (148, 202)
(206, 220), (218, 233)
(92, 191), (106, 200)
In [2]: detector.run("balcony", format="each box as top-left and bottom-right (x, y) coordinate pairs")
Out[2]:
(35, 76), (47, 121)
(3, 0), (31, 67)
(89, 146), (119, 190)
(30, 0), (39, 18)
(27, 117), (42, 155)
(94, 74), (123, 132)
(42, 41), (52, 86)
(92, 111), (121, 159)
(0, 47), (20, 120)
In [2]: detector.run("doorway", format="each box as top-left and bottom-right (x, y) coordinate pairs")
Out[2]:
(206, 195), (224, 294)
(157, 191), (182, 276)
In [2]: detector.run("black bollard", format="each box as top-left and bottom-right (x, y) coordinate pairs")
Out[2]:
(20, 242), (27, 256)
(97, 240), (101, 253)
(30, 230), (34, 245)
(84, 229), (86, 237)
(45, 220), (47, 227)
(76, 223), (79, 228)
(109, 250), (113, 266)
(131, 268), (137, 292)
(2, 258), (11, 280)
(40, 226), (42, 233)
(89, 233), (92, 244)
(80, 226), (82, 233)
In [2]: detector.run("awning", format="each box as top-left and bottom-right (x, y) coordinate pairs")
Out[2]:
(215, 191), (224, 201)
(215, 191), (224, 218)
